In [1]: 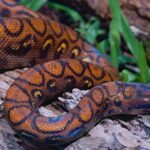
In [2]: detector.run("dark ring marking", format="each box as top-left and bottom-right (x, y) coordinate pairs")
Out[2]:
(76, 102), (94, 123)
(17, 66), (45, 87)
(15, 10), (36, 18)
(1, 0), (17, 7)
(64, 26), (79, 43)
(7, 105), (33, 126)
(0, 18), (24, 37)
(90, 87), (104, 107)
(100, 83), (119, 97)
(31, 114), (75, 134)
(5, 98), (29, 104)
(10, 83), (33, 106)
(87, 64), (105, 80)
(48, 20), (63, 37)
(26, 18), (47, 36)
(67, 60), (86, 76)
(40, 60), (66, 78)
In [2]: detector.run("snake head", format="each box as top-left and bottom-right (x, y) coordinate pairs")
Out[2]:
(102, 81), (150, 117)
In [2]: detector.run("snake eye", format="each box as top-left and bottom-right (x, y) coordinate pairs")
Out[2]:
(47, 80), (57, 93)
(31, 89), (44, 100)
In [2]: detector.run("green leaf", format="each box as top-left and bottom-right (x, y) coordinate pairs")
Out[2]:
(108, 0), (150, 82)
(120, 69), (138, 82)
(97, 39), (109, 53)
(76, 17), (104, 44)
(109, 19), (121, 68)
(20, 0), (47, 10)
(47, 2), (83, 22)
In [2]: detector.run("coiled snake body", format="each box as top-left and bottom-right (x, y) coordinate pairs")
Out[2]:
(1, 0), (150, 147)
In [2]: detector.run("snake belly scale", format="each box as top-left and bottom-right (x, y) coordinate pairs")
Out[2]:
(0, 0), (150, 147)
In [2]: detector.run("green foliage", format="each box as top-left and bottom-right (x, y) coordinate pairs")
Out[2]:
(120, 69), (138, 82)
(108, 0), (150, 82)
(76, 17), (105, 45)
(47, 2), (83, 22)
(19, 0), (47, 10)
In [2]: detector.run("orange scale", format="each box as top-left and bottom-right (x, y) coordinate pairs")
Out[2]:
(91, 88), (103, 105)
(104, 83), (118, 97)
(6, 84), (30, 102)
(29, 19), (46, 34)
(43, 61), (64, 77)
(65, 27), (78, 42)
(35, 115), (72, 133)
(88, 64), (104, 79)
(21, 68), (43, 85)
(49, 20), (63, 36)
(79, 105), (93, 122)
(4, 102), (29, 113)
(9, 106), (32, 125)
(102, 74), (114, 82)
(5, 18), (22, 33)
(65, 117), (82, 132)
(78, 97), (93, 122)
(68, 60), (85, 75)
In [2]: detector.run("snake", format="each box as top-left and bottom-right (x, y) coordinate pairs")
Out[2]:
(1, 0), (150, 147)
